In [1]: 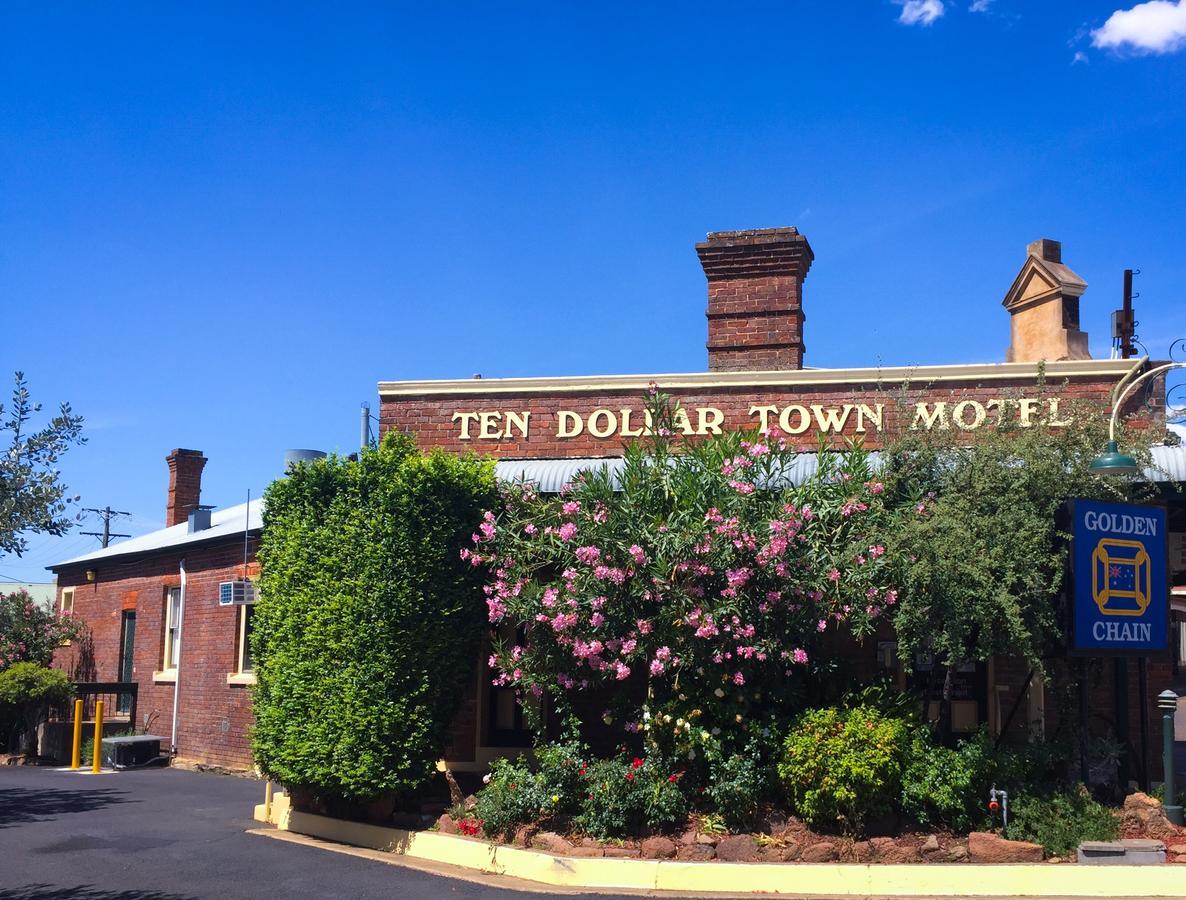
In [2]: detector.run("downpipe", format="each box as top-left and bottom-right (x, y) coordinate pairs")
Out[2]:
(170, 558), (187, 756)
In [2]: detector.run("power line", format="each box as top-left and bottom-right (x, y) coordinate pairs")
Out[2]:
(81, 506), (132, 549)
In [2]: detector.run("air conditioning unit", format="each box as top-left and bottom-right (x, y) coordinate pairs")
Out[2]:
(218, 580), (257, 606)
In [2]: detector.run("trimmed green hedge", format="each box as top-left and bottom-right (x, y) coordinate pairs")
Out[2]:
(251, 433), (496, 802)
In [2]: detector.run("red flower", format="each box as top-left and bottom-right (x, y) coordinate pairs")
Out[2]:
(631, 757), (644, 769)
(626, 772), (635, 781)
(578, 766), (587, 776)
(668, 773), (679, 783)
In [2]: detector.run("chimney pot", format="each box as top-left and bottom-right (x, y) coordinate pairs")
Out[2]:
(166, 449), (207, 527)
(696, 227), (814, 372)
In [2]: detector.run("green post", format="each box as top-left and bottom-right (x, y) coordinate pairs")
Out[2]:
(1159, 690), (1183, 826)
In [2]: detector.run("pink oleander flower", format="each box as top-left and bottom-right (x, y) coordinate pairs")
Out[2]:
(636, 619), (652, 634)
(885, 589), (899, 605)
(542, 588), (559, 608)
(649, 658), (666, 676)
(817, 619), (827, 632)
(620, 638), (636, 654)
(748, 442), (769, 456)
(792, 648), (808, 664)
(590, 612), (605, 628)
(487, 598), (507, 622)
(523, 523), (538, 535)
(732, 672), (745, 686)
(562, 500), (581, 516)
(655, 646), (671, 661)
(869, 544), (885, 558)
(557, 522), (577, 542)
(828, 568), (841, 582)
(867, 481), (885, 495)
(629, 544), (647, 565)
(575, 545), (601, 565)
(613, 661), (631, 680)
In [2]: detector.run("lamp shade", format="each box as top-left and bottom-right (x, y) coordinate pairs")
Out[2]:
(1089, 440), (1139, 477)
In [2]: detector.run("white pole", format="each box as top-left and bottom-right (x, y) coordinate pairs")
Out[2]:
(170, 558), (187, 755)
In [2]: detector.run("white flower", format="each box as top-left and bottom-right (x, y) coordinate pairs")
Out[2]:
(482, 773), (491, 784)
(713, 688), (725, 699)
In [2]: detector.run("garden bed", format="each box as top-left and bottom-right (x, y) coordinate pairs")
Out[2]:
(432, 791), (1186, 865)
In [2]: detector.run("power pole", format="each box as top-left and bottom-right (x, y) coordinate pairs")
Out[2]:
(82, 506), (131, 549)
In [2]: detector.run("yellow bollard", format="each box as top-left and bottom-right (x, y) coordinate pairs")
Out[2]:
(70, 699), (84, 769)
(91, 700), (104, 773)
(264, 780), (273, 822)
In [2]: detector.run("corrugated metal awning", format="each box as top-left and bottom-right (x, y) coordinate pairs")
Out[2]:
(495, 443), (1186, 492)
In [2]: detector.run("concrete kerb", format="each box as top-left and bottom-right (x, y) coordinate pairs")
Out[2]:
(253, 793), (1186, 898)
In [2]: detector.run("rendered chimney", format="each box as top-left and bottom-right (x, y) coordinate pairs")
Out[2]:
(1002, 238), (1090, 363)
(696, 227), (814, 371)
(166, 449), (207, 527)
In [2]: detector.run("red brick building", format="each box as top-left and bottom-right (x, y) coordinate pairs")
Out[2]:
(51, 450), (260, 770)
(51, 227), (1186, 780)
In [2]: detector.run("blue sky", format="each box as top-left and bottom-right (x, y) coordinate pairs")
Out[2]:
(2, 1), (1185, 581)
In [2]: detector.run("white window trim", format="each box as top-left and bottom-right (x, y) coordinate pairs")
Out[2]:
(163, 586), (182, 671)
(60, 587), (74, 615)
(227, 602), (256, 685)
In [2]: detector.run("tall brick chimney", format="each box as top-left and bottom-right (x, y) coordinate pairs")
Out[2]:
(166, 449), (207, 527)
(696, 227), (814, 372)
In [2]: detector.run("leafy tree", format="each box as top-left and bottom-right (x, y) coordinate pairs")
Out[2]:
(251, 433), (497, 803)
(882, 393), (1156, 738)
(0, 662), (72, 755)
(0, 372), (85, 558)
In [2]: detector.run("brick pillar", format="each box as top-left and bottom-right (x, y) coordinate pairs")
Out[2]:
(696, 227), (814, 372)
(166, 449), (207, 527)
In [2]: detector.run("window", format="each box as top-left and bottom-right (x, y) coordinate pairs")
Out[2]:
(163, 587), (182, 671)
(60, 588), (74, 616)
(237, 604), (256, 675)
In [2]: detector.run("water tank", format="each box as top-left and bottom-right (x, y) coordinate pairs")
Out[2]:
(284, 449), (327, 470)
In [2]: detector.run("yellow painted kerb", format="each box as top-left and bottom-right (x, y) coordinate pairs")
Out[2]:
(253, 795), (1185, 897)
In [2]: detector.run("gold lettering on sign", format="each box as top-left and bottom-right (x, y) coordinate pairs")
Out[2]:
(588, 409), (617, 438)
(855, 403), (883, 433)
(952, 400), (986, 431)
(557, 411), (583, 438)
(1048, 398), (1071, 427)
(912, 402), (948, 431)
(452, 411), (480, 440)
(749, 405), (778, 432)
(698, 407), (724, 435)
(619, 409), (644, 438)
(446, 395), (1076, 441)
(779, 405), (812, 435)
(479, 412), (503, 440)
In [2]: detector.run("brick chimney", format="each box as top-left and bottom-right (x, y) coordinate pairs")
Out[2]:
(166, 449), (207, 527)
(696, 227), (814, 371)
(1002, 238), (1090, 362)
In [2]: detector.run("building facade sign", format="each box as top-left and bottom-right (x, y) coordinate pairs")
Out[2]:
(1071, 498), (1169, 653)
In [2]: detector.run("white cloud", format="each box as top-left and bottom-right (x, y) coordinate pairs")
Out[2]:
(1092, 0), (1186, 54)
(897, 0), (945, 26)
(1072, 50), (1090, 63)
(969, 0), (992, 12)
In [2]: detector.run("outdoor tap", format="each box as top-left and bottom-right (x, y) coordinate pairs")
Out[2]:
(988, 785), (1008, 830)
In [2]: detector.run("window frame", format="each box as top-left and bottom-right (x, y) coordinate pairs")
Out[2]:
(162, 586), (182, 672)
(237, 603), (256, 675)
(60, 587), (74, 616)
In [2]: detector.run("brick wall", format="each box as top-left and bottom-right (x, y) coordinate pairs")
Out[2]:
(379, 371), (1152, 458)
(54, 536), (258, 770)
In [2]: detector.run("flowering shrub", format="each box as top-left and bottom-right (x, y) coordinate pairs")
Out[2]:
(0, 589), (81, 671)
(471, 388), (900, 757)
(777, 705), (911, 834)
(574, 754), (689, 838)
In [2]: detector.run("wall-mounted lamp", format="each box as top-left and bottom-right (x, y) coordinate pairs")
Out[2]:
(85, 569), (96, 583)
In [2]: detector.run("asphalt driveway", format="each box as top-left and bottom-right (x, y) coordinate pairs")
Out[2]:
(0, 766), (626, 900)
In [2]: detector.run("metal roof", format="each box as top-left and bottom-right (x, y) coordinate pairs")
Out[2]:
(49, 499), (262, 570)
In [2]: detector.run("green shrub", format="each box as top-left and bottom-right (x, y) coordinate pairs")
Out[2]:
(0, 662), (73, 754)
(533, 739), (588, 816)
(704, 744), (774, 832)
(474, 756), (543, 839)
(1005, 788), (1119, 856)
(251, 433), (497, 803)
(575, 755), (688, 839)
(778, 705), (910, 834)
(900, 729), (989, 832)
